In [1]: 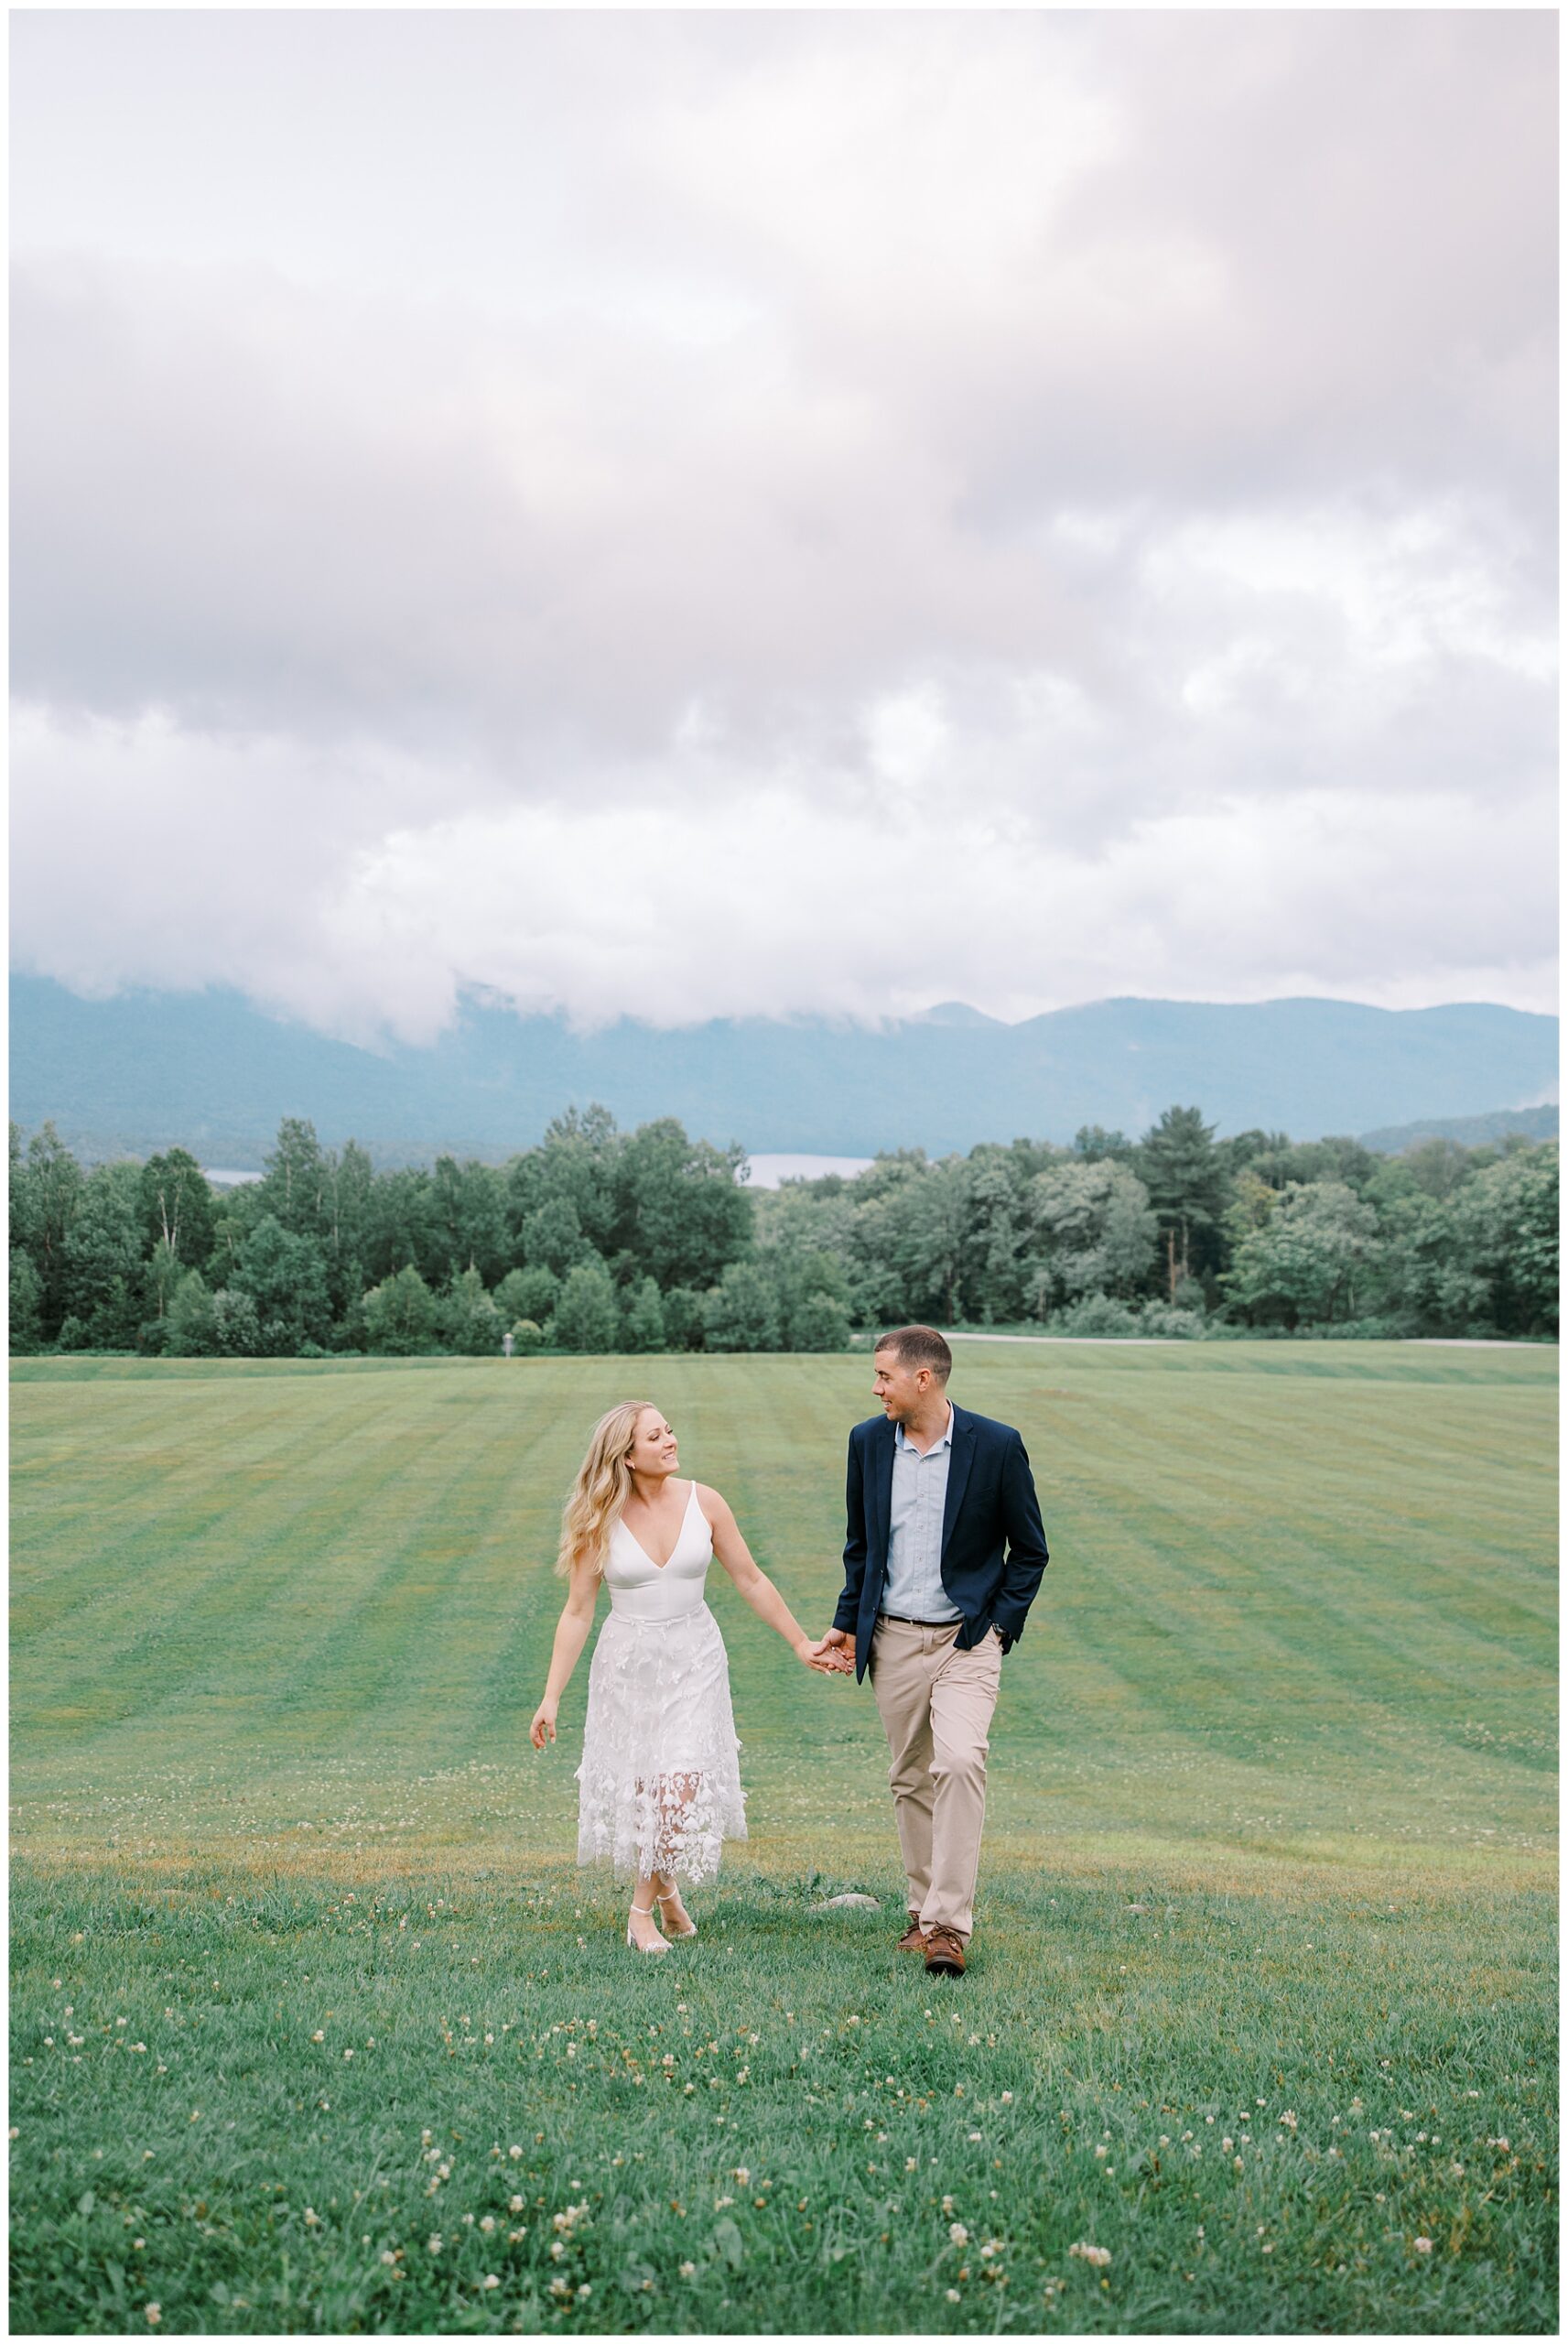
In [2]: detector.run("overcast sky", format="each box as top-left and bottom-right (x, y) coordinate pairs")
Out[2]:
(10, 10), (1557, 1044)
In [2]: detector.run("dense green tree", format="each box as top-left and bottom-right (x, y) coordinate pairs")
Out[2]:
(1454, 1145), (1559, 1335)
(553, 1260), (622, 1352)
(16, 1122), (84, 1335)
(142, 1237), (188, 1337)
(321, 1140), (376, 1313)
(857, 1158), (971, 1323)
(622, 1276), (667, 1352)
(8, 1123), (25, 1249)
(427, 1156), (510, 1288)
(211, 1286), (265, 1355)
(360, 1167), (437, 1286)
(137, 1147), (216, 1270)
(1223, 1180), (1380, 1328)
(9, 1248), (44, 1352)
(1398, 1139), (1476, 1202)
(56, 1165), (145, 1350)
(203, 1177), (274, 1285)
(228, 1215), (333, 1353)
(1242, 1134), (1379, 1194)
(961, 1150), (1031, 1323)
(257, 1118), (331, 1240)
(1027, 1158), (1160, 1312)
(661, 1286), (706, 1351)
(439, 1264), (504, 1355)
(789, 1290), (853, 1351)
(520, 1198), (592, 1277)
(1361, 1186), (1488, 1334)
(494, 1265), (561, 1326)
(165, 1268), (219, 1356)
(1073, 1125), (1133, 1163)
(362, 1264), (439, 1353)
(507, 1105), (622, 1260)
(616, 1119), (752, 1291)
(1136, 1105), (1229, 1299)
(703, 1261), (783, 1351)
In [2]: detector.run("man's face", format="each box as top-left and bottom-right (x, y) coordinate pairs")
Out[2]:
(871, 1348), (929, 1421)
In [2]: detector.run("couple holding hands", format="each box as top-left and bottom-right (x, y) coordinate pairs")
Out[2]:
(531, 1325), (1050, 1977)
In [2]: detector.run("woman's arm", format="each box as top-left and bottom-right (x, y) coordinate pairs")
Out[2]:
(530, 1557), (600, 1747)
(698, 1484), (838, 1668)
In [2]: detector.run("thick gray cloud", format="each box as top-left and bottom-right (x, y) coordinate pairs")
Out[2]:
(10, 11), (1557, 1038)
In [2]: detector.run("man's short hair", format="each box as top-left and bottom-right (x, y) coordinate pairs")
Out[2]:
(873, 1324), (953, 1382)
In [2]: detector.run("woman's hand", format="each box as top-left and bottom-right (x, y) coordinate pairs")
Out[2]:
(530, 1698), (558, 1750)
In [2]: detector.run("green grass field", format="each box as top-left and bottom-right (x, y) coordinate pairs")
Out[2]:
(10, 1344), (1557, 2333)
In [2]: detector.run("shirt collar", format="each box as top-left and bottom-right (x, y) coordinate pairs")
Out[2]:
(895, 1400), (955, 1454)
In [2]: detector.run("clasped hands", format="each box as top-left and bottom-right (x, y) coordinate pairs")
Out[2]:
(798, 1627), (855, 1677)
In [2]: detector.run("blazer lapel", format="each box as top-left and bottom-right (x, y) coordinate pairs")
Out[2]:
(873, 1419), (896, 1564)
(939, 1407), (977, 1561)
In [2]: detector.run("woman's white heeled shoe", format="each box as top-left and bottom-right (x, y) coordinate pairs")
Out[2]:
(626, 1901), (670, 1954)
(655, 1891), (697, 1940)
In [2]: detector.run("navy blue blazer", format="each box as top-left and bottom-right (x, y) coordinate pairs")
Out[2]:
(833, 1404), (1049, 1681)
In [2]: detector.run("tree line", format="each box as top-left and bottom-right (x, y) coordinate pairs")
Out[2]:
(8, 1102), (1558, 1359)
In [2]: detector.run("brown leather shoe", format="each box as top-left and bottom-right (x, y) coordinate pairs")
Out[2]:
(924, 1927), (967, 1976)
(897, 1914), (930, 1954)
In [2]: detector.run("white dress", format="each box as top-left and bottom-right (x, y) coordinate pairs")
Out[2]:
(575, 1481), (748, 1883)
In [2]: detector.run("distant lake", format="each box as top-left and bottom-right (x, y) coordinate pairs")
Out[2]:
(200, 1156), (875, 1191)
(745, 1153), (873, 1188)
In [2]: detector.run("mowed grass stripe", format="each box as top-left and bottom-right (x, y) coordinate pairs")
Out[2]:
(998, 1378), (1546, 1781)
(16, 1372), (585, 1772)
(11, 1376), (480, 1746)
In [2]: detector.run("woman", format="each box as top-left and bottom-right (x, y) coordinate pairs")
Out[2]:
(531, 1401), (831, 1953)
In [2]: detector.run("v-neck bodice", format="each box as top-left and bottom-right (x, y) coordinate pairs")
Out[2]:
(604, 1482), (713, 1622)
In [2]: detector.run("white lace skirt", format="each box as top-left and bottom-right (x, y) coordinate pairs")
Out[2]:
(575, 1603), (748, 1883)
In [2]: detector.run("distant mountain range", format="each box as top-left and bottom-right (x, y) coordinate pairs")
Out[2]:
(8, 974), (1558, 1167)
(1358, 1104), (1558, 1154)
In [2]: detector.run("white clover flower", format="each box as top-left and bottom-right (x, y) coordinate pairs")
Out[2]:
(1414, 2238), (1433, 2254)
(945, 2288), (961, 2303)
(1069, 2242), (1111, 2267)
(949, 2222), (969, 2246)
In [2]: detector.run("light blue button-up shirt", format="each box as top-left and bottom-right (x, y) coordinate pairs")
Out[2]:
(882, 1403), (961, 1621)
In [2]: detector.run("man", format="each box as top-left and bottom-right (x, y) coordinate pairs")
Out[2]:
(813, 1325), (1049, 1977)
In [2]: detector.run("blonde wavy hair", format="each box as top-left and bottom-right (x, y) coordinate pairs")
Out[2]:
(556, 1400), (662, 1579)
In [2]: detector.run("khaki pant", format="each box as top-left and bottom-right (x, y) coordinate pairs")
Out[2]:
(867, 1616), (1002, 1943)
